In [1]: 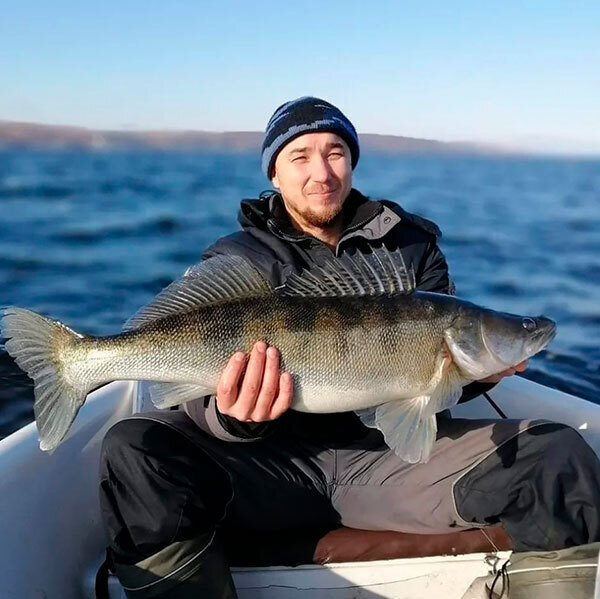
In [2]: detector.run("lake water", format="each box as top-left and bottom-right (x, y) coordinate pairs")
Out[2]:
(1, 150), (599, 439)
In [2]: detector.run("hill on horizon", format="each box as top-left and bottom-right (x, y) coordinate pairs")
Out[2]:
(0, 120), (499, 155)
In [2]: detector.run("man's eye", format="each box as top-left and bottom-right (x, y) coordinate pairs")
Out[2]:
(292, 156), (307, 162)
(329, 152), (343, 159)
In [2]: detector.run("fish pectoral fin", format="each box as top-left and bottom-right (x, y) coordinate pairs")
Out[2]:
(148, 382), (212, 409)
(426, 343), (469, 414)
(374, 396), (437, 464)
(431, 383), (464, 413)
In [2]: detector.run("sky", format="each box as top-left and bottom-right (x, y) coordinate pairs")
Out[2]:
(1, 1), (599, 153)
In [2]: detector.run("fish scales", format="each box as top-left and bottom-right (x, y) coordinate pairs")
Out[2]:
(61, 293), (453, 414)
(0, 250), (556, 459)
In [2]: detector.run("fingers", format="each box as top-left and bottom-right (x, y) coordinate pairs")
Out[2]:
(514, 360), (528, 372)
(479, 373), (503, 383)
(216, 342), (293, 422)
(478, 360), (529, 383)
(269, 371), (294, 420)
(250, 346), (281, 421)
(235, 341), (268, 418)
(216, 351), (246, 413)
(488, 368), (514, 382)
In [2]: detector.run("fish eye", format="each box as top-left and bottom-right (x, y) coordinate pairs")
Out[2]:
(522, 318), (537, 332)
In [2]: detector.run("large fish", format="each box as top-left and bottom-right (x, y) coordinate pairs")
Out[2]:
(0, 249), (556, 462)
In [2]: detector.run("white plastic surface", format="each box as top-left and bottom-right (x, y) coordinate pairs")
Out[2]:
(0, 381), (135, 599)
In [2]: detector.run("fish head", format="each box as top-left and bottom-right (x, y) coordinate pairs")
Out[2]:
(444, 305), (556, 381)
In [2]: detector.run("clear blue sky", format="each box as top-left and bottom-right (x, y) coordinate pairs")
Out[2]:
(2, 1), (599, 151)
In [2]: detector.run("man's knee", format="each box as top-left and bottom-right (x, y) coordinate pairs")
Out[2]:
(519, 422), (598, 473)
(544, 424), (598, 462)
(531, 423), (600, 494)
(101, 416), (231, 489)
(101, 418), (166, 483)
(527, 422), (589, 452)
(456, 421), (600, 549)
(455, 422), (598, 516)
(491, 421), (596, 470)
(101, 418), (151, 461)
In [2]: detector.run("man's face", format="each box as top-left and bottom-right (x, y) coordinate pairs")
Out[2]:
(271, 132), (352, 229)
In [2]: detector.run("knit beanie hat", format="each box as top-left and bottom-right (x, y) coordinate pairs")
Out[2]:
(261, 96), (360, 178)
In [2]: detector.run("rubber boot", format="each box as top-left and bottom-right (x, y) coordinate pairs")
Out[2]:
(112, 531), (238, 598)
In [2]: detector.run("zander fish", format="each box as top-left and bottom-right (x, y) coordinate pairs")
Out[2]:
(0, 249), (556, 461)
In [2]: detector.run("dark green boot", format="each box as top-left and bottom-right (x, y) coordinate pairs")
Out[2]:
(113, 532), (238, 598)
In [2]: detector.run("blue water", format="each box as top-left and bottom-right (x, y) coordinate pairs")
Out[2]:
(1, 150), (599, 439)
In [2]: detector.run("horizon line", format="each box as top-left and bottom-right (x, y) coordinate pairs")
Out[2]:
(1, 118), (600, 158)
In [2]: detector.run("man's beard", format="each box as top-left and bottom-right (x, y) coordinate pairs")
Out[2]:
(300, 202), (344, 228)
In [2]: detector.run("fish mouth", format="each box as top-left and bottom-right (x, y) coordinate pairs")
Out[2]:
(480, 315), (557, 371)
(530, 318), (557, 352)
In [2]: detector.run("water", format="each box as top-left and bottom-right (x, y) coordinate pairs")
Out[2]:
(1, 150), (599, 440)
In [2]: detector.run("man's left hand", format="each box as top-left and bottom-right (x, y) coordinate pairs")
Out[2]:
(478, 360), (528, 384)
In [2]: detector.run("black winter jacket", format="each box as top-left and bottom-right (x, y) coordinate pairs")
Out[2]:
(183, 188), (494, 444)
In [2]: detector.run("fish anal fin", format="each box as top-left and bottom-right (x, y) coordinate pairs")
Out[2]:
(148, 382), (212, 409)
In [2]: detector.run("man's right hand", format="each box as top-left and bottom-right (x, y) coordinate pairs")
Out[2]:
(216, 341), (294, 423)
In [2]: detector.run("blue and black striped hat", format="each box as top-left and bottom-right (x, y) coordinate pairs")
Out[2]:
(261, 96), (360, 178)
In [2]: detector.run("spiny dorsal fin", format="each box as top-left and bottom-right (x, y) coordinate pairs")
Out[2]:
(279, 247), (416, 299)
(123, 255), (272, 331)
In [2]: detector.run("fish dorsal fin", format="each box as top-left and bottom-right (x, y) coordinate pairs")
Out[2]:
(279, 247), (416, 299)
(123, 255), (272, 331)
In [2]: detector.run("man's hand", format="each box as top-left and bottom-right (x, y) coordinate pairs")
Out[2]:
(216, 341), (294, 422)
(478, 360), (528, 384)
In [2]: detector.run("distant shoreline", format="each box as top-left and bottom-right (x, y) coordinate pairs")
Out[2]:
(0, 120), (500, 155)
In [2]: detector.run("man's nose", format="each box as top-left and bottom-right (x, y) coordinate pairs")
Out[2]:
(309, 155), (333, 183)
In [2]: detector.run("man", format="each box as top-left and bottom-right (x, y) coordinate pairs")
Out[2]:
(99, 97), (600, 598)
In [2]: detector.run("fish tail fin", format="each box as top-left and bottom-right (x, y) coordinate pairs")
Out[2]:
(1, 306), (89, 452)
(358, 397), (438, 464)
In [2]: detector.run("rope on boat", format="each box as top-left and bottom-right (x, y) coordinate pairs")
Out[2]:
(483, 392), (508, 419)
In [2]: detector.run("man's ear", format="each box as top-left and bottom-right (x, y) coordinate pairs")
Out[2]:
(271, 171), (280, 189)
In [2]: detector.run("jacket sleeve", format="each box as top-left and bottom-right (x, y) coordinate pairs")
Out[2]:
(182, 396), (276, 442)
(181, 239), (281, 441)
(415, 240), (453, 294)
(417, 240), (496, 403)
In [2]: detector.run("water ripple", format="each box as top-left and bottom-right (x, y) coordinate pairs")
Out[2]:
(1, 150), (599, 439)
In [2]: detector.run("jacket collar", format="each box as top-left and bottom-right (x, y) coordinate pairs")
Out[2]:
(238, 188), (400, 245)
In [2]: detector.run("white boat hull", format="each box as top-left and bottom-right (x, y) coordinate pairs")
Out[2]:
(0, 376), (598, 598)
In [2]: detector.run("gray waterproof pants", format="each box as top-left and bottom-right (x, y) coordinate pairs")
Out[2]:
(100, 409), (600, 572)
